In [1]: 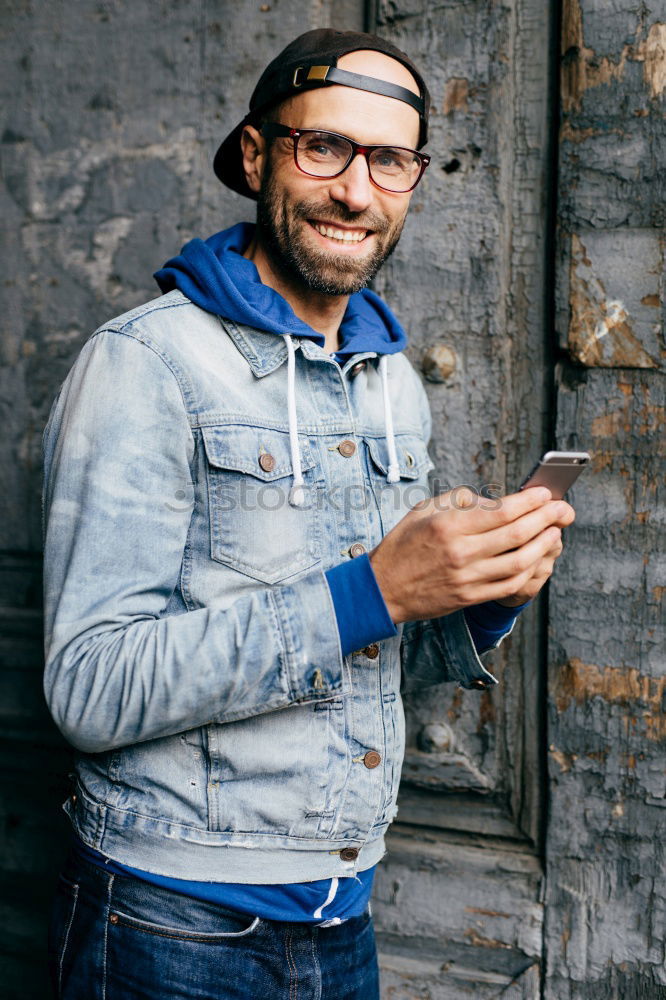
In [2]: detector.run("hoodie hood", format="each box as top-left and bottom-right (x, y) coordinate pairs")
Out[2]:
(154, 223), (406, 504)
(154, 223), (407, 361)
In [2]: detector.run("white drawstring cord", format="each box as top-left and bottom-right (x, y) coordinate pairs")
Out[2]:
(379, 355), (400, 483)
(284, 335), (306, 507)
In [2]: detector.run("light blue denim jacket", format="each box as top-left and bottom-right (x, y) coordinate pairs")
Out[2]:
(42, 290), (497, 884)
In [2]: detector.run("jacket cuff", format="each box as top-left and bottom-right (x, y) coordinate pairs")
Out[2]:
(271, 567), (346, 700)
(324, 554), (398, 657)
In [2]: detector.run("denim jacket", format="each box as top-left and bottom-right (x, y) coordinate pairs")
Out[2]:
(42, 290), (497, 884)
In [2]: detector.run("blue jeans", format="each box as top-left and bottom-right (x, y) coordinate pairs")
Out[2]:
(47, 843), (380, 999)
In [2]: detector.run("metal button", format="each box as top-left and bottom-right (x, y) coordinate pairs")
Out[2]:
(349, 542), (367, 558)
(258, 453), (276, 473)
(470, 678), (488, 690)
(340, 847), (359, 861)
(363, 644), (379, 659)
(71, 794), (77, 803)
(109, 913), (119, 924)
(349, 360), (367, 377)
(338, 439), (356, 457)
(364, 751), (381, 769)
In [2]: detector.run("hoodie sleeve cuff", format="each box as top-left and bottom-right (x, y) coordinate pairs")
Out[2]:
(324, 554), (398, 658)
(464, 599), (531, 654)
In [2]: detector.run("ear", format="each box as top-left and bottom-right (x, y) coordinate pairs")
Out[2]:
(240, 125), (266, 195)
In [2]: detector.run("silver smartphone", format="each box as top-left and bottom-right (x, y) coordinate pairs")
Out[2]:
(518, 450), (591, 499)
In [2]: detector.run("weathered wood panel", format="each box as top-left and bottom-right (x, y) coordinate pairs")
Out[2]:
(546, 0), (666, 995)
(375, 829), (543, 997)
(371, 0), (556, 848)
(370, 0), (557, 994)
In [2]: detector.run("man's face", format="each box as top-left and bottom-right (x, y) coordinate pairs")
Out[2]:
(249, 50), (422, 296)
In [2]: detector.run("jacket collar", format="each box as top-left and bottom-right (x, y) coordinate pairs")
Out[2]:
(221, 318), (379, 378)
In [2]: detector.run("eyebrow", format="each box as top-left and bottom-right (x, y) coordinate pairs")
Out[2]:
(288, 123), (415, 149)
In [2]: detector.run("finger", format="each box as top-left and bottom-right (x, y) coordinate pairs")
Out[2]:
(428, 485), (553, 535)
(469, 525), (562, 584)
(548, 500), (576, 528)
(449, 501), (568, 565)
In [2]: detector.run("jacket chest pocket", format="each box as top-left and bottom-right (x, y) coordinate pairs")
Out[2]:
(202, 424), (322, 586)
(364, 433), (434, 534)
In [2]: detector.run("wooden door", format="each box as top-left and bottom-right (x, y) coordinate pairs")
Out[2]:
(368, 1), (558, 995)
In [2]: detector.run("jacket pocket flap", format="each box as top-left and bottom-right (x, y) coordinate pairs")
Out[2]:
(201, 424), (316, 482)
(365, 434), (434, 480)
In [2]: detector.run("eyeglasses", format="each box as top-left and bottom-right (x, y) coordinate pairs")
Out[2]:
(260, 123), (430, 194)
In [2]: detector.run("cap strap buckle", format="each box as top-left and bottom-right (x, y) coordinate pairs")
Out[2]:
(293, 65), (330, 88)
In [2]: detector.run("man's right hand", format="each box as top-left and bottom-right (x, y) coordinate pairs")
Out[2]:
(368, 486), (575, 624)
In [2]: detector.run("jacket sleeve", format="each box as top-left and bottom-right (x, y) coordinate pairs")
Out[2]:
(397, 364), (499, 694)
(42, 328), (344, 754)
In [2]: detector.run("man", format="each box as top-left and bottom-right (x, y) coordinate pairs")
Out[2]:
(43, 28), (573, 999)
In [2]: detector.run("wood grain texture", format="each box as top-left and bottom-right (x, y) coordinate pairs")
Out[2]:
(546, 1), (666, 994)
(371, 0), (556, 848)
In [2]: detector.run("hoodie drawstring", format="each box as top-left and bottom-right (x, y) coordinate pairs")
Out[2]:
(379, 355), (401, 483)
(284, 335), (306, 507)
(284, 337), (401, 508)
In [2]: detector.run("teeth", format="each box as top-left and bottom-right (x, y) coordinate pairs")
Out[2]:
(312, 222), (367, 243)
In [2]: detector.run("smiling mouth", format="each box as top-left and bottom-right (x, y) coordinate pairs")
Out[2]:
(308, 220), (371, 244)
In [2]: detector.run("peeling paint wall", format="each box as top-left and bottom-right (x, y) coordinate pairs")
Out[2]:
(546, 0), (666, 996)
(0, 2), (367, 995)
(369, 0), (558, 995)
(5, 0), (662, 997)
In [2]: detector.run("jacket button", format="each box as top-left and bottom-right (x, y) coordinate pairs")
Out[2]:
(340, 847), (359, 861)
(338, 439), (356, 457)
(258, 453), (276, 472)
(349, 542), (367, 558)
(364, 751), (381, 769)
(363, 644), (379, 659)
(71, 794), (77, 803)
(470, 678), (488, 689)
(349, 360), (367, 377)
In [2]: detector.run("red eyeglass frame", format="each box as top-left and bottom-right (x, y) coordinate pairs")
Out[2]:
(260, 123), (431, 193)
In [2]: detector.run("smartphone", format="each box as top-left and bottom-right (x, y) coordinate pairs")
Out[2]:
(518, 450), (591, 499)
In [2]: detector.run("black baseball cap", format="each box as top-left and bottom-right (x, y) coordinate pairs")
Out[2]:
(213, 28), (431, 200)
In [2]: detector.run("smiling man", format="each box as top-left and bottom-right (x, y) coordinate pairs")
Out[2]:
(43, 28), (573, 1000)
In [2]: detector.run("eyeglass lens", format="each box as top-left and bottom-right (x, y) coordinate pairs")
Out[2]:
(296, 131), (422, 192)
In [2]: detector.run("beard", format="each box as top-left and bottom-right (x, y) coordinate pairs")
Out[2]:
(255, 155), (407, 296)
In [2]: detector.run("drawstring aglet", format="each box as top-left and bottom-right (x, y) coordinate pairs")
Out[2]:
(289, 483), (306, 507)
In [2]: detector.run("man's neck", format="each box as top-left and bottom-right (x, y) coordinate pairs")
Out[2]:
(243, 235), (346, 355)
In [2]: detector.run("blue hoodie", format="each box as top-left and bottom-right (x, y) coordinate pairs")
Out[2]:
(155, 221), (407, 362)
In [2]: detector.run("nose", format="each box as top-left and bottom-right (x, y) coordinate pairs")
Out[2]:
(328, 153), (374, 213)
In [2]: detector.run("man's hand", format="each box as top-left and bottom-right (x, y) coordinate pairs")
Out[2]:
(368, 486), (575, 624)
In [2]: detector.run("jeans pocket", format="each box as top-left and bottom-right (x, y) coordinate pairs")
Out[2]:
(47, 874), (80, 998)
(108, 904), (263, 942)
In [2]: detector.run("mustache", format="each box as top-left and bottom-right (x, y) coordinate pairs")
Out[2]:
(293, 198), (389, 234)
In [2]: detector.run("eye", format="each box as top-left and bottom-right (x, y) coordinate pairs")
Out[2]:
(375, 149), (402, 167)
(304, 139), (334, 156)
(301, 133), (349, 161)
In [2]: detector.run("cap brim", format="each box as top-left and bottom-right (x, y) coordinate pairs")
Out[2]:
(213, 116), (257, 200)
